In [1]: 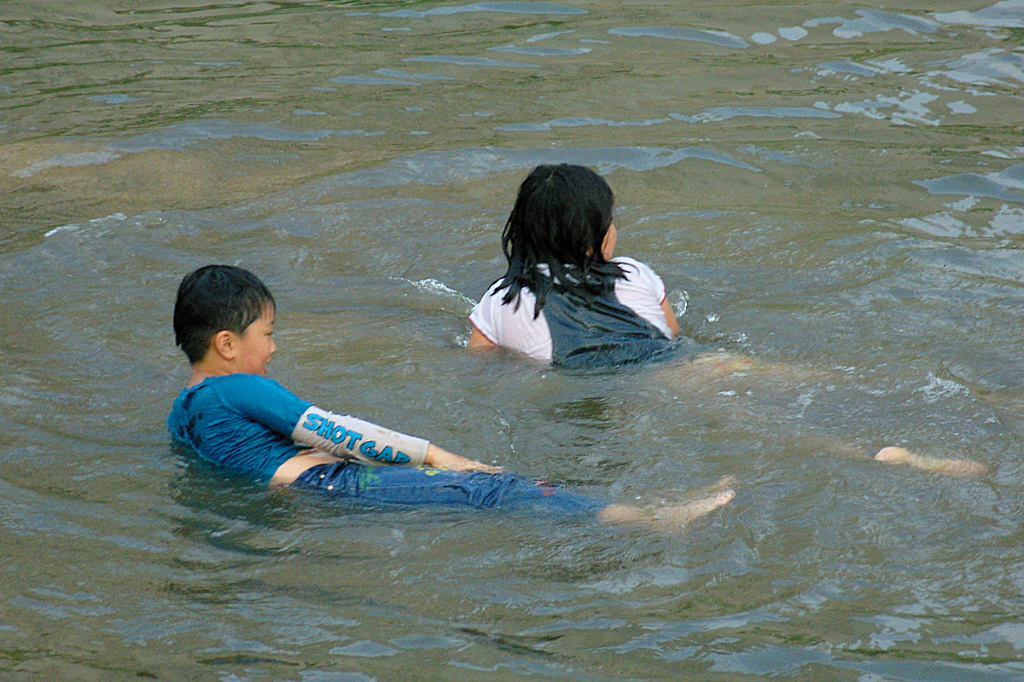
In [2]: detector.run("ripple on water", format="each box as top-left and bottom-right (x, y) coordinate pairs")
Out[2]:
(927, 48), (1024, 87)
(609, 26), (749, 49)
(804, 9), (940, 38)
(916, 164), (1024, 204)
(379, 2), (587, 19)
(934, 0), (1024, 29)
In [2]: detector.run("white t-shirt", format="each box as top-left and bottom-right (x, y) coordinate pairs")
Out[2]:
(469, 256), (672, 362)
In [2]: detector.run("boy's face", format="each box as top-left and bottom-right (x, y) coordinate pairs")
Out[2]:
(233, 304), (276, 375)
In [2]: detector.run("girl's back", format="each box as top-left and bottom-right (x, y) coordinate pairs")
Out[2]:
(468, 165), (685, 367)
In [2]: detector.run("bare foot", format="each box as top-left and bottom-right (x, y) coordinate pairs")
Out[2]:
(874, 446), (987, 477)
(687, 475), (739, 499)
(653, 489), (736, 530)
(688, 352), (757, 379)
(599, 487), (735, 531)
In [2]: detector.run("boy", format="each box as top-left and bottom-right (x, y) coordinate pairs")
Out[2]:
(168, 264), (734, 527)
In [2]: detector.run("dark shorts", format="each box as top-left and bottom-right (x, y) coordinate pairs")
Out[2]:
(544, 285), (706, 369)
(293, 462), (607, 515)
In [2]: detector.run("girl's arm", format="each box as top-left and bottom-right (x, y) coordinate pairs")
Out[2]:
(661, 298), (682, 338)
(468, 324), (498, 351)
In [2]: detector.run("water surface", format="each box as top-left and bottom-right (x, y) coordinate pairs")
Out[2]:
(2, 1), (1024, 680)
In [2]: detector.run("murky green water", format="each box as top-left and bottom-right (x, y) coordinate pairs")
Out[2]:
(2, 1), (1024, 680)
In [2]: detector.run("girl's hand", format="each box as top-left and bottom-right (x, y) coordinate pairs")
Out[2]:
(425, 444), (503, 473)
(661, 298), (682, 338)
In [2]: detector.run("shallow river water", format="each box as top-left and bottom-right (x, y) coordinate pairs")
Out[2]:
(2, 1), (1024, 680)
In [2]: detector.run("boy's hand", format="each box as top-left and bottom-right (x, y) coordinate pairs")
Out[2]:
(425, 444), (503, 473)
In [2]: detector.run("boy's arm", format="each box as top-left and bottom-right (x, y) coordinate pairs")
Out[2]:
(292, 406), (430, 466)
(291, 405), (499, 472)
(424, 443), (501, 472)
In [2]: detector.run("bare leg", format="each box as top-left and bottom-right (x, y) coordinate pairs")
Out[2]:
(792, 440), (988, 477)
(666, 351), (823, 385)
(598, 478), (736, 532)
(667, 354), (990, 479)
(874, 446), (987, 477)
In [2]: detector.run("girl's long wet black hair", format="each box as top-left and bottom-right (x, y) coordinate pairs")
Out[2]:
(493, 164), (625, 317)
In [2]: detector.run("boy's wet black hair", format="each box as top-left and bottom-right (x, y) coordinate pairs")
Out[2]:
(494, 164), (624, 317)
(173, 264), (275, 364)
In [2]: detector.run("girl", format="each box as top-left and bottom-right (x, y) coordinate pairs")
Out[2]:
(468, 164), (700, 368)
(468, 166), (987, 478)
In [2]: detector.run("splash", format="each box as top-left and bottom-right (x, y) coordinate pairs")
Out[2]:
(398, 278), (477, 309)
(914, 373), (969, 404)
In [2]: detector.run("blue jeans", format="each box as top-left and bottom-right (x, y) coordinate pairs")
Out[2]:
(293, 462), (607, 514)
